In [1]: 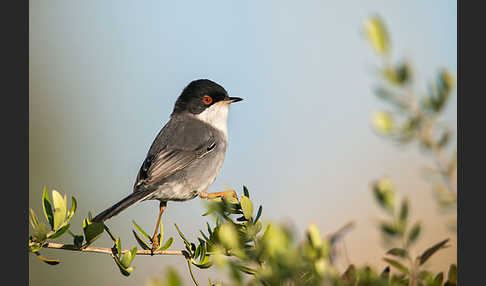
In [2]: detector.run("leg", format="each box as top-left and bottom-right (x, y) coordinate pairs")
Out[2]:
(151, 201), (167, 254)
(199, 189), (238, 199)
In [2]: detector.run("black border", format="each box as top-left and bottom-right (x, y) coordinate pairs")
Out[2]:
(4, 0), (29, 285)
(458, 1), (482, 285)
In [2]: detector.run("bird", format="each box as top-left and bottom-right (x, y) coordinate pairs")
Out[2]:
(92, 79), (243, 253)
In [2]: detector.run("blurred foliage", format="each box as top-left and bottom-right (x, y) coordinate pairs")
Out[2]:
(29, 14), (456, 286)
(29, 187), (79, 265)
(365, 15), (457, 217)
(144, 186), (454, 286)
(29, 185), (454, 285)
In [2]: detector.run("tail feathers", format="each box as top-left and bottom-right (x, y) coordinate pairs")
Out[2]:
(91, 190), (152, 223)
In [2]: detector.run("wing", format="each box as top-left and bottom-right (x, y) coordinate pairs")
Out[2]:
(134, 115), (218, 189)
(136, 139), (216, 187)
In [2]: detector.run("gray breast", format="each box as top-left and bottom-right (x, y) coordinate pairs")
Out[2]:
(144, 123), (228, 202)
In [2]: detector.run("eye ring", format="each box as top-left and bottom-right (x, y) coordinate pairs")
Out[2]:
(202, 95), (213, 105)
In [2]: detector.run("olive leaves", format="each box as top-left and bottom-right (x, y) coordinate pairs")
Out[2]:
(29, 187), (78, 265)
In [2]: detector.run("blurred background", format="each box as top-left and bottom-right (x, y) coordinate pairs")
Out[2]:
(29, 0), (456, 285)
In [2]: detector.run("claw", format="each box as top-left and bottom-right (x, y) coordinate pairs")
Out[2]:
(199, 189), (238, 199)
(151, 235), (159, 255)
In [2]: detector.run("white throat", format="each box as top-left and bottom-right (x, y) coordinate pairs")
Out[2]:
(194, 101), (230, 136)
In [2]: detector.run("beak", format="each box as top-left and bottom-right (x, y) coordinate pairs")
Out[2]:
(228, 97), (243, 103)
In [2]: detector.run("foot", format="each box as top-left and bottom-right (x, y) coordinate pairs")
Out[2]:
(199, 190), (238, 199)
(151, 235), (159, 255)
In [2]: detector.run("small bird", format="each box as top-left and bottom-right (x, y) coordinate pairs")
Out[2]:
(92, 79), (242, 252)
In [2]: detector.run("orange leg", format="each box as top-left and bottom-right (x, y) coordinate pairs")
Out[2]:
(199, 189), (238, 199)
(151, 201), (167, 255)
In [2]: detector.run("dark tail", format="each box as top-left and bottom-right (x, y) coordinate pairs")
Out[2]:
(92, 190), (152, 223)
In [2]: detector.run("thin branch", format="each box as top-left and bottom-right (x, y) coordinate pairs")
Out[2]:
(187, 260), (200, 286)
(327, 221), (355, 243)
(431, 144), (457, 194)
(404, 86), (457, 196)
(31, 242), (183, 256)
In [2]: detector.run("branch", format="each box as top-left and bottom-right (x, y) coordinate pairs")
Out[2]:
(30, 242), (184, 256)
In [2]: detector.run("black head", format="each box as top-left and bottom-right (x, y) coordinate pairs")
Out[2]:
(172, 79), (242, 115)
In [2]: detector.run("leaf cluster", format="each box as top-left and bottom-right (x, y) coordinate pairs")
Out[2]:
(29, 187), (79, 264)
(364, 15), (457, 212)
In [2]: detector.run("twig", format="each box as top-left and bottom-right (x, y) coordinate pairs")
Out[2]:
(327, 221), (355, 266)
(327, 221), (355, 243)
(30, 242), (183, 256)
(187, 260), (200, 286)
(431, 144), (457, 194)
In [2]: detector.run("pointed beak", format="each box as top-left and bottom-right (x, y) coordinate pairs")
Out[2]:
(228, 97), (243, 103)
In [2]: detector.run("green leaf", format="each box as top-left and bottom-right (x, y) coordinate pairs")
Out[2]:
(383, 258), (409, 274)
(132, 230), (151, 250)
(73, 235), (84, 248)
(201, 209), (213, 216)
(218, 223), (239, 249)
(121, 246), (137, 267)
(374, 87), (405, 108)
(158, 237), (174, 251)
(121, 267), (134, 276)
(419, 238), (449, 265)
(112, 252), (134, 276)
(236, 264), (256, 274)
(174, 223), (191, 249)
(383, 63), (411, 86)
(194, 244), (201, 259)
(243, 185), (249, 198)
(240, 195), (253, 220)
(132, 220), (151, 242)
(434, 273), (444, 285)
(207, 222), (213, 236)
(48, 224), (70, 239)
(254, 220), (263, 234)
(35, 253), (60, 265)
(438, 130), (451, 148)
(29, 208), (40, 230)
(380, 223), (399, 237)
(30, 243), (42, 253)
(193, 261), (212, 269)
(198, 239), (206, 260)
(82, 219), (104, 245)
(372, 178), (396, 212)
(159, 222), (164, 244)
(42, 187), (54, 229)
(364, 15), (390, 55)
(341, 264), (356, 283)
(65, 196), (77, 224)
(115, 237), (122, 256)
(307, 223), (323, 247)
(199, 230), (210, 242)
(386, 248), (408, 258)
(399, 199), (409, 222)
(446, 264), (457, 285)
(33, 223), (49, 242)
(222, 194), (239, 205)
(407, 223), (421, 246)
(372, 111), (395, 135)
(380, 266), (390, 279)
(164, 267), (183, 286)
(255, 205), (263, 223)
(52, 190), (67, 231)
(192, 255), (212, 269)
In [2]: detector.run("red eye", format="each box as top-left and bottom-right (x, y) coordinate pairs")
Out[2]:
(202, 95), (213, 105)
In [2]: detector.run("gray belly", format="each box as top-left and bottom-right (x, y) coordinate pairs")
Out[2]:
(144, 143), (227, 202)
